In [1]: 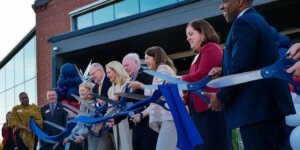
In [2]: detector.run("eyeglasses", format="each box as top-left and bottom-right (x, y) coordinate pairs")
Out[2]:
(90, 69), (100, 77)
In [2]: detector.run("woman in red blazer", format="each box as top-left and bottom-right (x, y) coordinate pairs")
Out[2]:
(179, 19), (229, 150)
(1, 111), (16, 150)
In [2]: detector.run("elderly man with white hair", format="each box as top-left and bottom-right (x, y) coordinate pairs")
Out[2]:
(119, 53), (158, 150)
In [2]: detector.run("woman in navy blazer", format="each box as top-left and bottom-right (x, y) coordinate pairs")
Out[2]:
(205, 0), (295, 149)
(179, 19), (229, 150)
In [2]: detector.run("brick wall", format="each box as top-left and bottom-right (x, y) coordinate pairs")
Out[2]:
(34, 0), (96, 106)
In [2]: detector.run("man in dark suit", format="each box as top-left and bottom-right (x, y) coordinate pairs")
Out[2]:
(204, 0), (296, 149)
(122, 53), (158, 150)
(89, 62), (115, 150)
(40, 89), (68, 150)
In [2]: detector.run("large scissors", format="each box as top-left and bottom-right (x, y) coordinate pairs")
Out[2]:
(207, 53), (300, 93)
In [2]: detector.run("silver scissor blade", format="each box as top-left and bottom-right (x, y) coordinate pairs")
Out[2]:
(207, 70), (263, 88)
(114, 92), (149, 100)
(44, 121), (65, 131)
(105, 105), (120, 117)
(143, 84), (188, 90)
(63, 108), (78, 117)
(62, 103), (90, 116)
(144, 70), (187, 84)
(90, 93), (119, 105)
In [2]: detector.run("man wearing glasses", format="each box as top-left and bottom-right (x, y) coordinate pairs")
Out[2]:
(88, 63), (115, 150)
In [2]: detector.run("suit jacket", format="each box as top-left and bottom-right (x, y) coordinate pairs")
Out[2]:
(115, 67), (153, 128)
(130, 67), (153, 96)
(40, 102), (68, 135)
(217, 8), (295, 129)
(182, 42), (222, 112)
(92, 75), (112, 98)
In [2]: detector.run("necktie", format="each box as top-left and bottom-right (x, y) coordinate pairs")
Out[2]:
(51, 104), (54, 116)
(98, 83), (102, 94)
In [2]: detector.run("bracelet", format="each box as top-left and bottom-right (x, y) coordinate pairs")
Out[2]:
(138, 112), (143, 120)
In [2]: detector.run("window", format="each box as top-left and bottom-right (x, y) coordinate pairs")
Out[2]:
(140, 0), (176, 12)
(25, 78), (37, 104)
(0, 69), (4, 92)
(73, 0), (187, 30)
(24, 38), (36, 80)
(0, 35), (37, 122)
(0, 93), (5, 124)
(6, 88), (15, 112)
(93, 5), (114, 25)
(5, 60), (14, 89)
(77, 13), (93, 29)
(15, 49), (24, 85)
(115, 0), (139, 19)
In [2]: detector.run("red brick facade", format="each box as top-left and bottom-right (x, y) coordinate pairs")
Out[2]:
(34, 0), (96, 106)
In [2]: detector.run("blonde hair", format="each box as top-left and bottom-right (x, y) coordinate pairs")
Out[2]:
(106, 61), (130, 85)
(79, 81), (94, 92)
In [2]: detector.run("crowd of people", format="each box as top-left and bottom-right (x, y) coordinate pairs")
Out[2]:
(2, 0), (300, 150)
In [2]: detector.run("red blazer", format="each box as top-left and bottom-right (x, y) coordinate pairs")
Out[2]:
(1, 124), (15, 147)
(182, 42), (223, 112)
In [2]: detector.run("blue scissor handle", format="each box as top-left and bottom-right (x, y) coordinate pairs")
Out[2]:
(155, 99), (170, 111)
(187, 76), (212, 91)
(261, 53), (298, 83)
(261, 53), (300, 94)
(193, 90), (210, 104)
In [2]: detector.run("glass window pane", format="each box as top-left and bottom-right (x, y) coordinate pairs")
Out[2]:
(115, 0), (139, 19)
(0, 69), (5, 92)
(0, 92), (5, 124)
(24, 38), (36, 80)
(140, 0), (177, 12)
(25, 78), (37, 104)
(6, 88), (15, 112)
(5, 60), (14, 89)
(15, 49), (24, 84)
(77, 13), (93, 30)
(15, 84), (24, 105)
(93, 5), (114, 25)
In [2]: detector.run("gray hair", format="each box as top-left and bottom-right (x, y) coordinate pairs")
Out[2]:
(124, 53), (141, 66)
(91, 63), (104, 72)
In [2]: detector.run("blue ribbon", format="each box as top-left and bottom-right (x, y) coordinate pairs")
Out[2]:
(122, 90), (162, 112)
(144, 70), (211, 104)
(72, 90), (162, 125)
(30, 116), (76, 143)
(71, 84), (204, 150)
(159, 84), (203, 150)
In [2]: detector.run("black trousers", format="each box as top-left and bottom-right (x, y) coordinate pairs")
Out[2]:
(40, 141), (65, 150)
(14, 129), (28, 150)
(191, 109), (230, 150)
(132, 117), (158, 150)
(189, 97), (230, 150)
(240, 117), (286, 150)
(14, 129), (37, 150)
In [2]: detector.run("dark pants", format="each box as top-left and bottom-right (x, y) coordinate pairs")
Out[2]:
(14, 130), (28, 150)
(132, 117), (158, 150)
(69, 140), (84, 150)
(240, 117), (286, 150)
(40, 141), (65, 150)
(190, 102), (230, 150)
